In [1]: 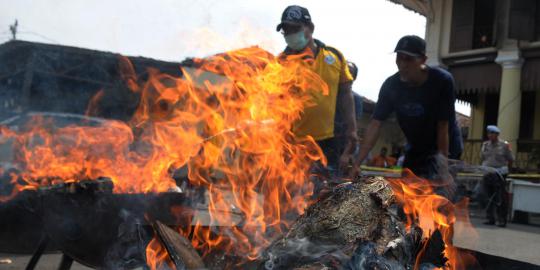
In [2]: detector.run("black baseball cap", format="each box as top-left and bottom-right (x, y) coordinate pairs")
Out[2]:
(394, 35), (426, 57)
(347, 61), (358, 81)
(276, 5), (312, 32)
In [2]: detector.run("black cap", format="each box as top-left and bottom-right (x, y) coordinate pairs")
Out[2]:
(394, 35), (426, 57)
(347, 61), (358, 81)
(276, 5), (312, 32)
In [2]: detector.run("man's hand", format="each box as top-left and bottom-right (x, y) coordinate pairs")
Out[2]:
(339, 153), (363, 182)
(436, 121), (449, 157)
(338, 133), (358, 178)
(338, 152), (353, 176)
(348, 160), (362, 181)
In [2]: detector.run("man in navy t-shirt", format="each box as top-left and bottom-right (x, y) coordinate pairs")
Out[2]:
(351, 35), (462, 183)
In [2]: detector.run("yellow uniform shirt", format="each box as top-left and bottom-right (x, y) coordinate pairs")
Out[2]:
(283, 40), (353, 141)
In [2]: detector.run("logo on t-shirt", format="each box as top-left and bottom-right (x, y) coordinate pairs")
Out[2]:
(399, 103), (425, 117)
(324, 55), (335, 65)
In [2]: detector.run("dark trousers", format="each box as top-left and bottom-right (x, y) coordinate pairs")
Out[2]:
(309, 137), (341, 197)
(404, 154), (439, 180)
(317, 137), (340, 170)
(483, 172), (508, 224)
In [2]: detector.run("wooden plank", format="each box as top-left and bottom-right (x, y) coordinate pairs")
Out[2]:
(152, 220), (205, 270)
(450, 0), (475, 52)
(508, 0), (537, 41)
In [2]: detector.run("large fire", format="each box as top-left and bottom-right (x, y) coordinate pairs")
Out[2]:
(0, 47), (328, 263)
(0, 46), (478, 269)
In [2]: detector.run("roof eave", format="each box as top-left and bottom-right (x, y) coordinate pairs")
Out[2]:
(387, 0), (429, 17)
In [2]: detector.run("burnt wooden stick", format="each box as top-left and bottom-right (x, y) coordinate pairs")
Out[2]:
(416, 229), (447, 268)
(152, 220), (205, 270)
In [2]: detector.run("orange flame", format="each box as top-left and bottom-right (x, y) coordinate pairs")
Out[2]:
(388, 170), (479, 270)
(138, 47), (329, 261)
(145, 236), (173, 270)
(1, 47), (328, 262)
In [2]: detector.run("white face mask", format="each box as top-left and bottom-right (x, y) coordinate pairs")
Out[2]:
(284, 31), (308, 51)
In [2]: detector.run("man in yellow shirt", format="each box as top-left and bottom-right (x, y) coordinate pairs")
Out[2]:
(276, 5), (358, 172)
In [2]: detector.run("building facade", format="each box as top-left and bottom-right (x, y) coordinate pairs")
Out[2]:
(0, 40), (182, 121)
(390, 0), (540, 170)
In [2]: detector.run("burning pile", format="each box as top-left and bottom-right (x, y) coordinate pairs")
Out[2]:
(0, 47), (477, 269)
(260, 174), (477, 270)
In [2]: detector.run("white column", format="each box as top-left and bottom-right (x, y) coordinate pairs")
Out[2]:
(425, 0), (445, 67)
(495, 50), (523, 147)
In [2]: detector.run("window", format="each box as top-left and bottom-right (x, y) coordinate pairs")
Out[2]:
(508, 0), (540, 41)
(472, 0), (496, 49)
(483, 93), (499, 139)
(519, 92), (535, 139)
(509, 0), (536, 41)
(450, 0), (497, 52)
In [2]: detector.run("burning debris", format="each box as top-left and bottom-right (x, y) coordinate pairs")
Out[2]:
(150, 220), (205, 270)
(260, 176), (451, 270)
(262, 177), (401, 269)
(0, 176), (197, 269)
(0, 165), (474, 269)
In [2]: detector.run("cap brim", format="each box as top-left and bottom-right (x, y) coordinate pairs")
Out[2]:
(395, 50), (424, 57)
(276, 21), (303, 32)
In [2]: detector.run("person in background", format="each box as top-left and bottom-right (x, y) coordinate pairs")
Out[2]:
(369, 147), (396, 168)
(276, 5), (358, 172)
(480, 125), (514, 227)
(397, 153), (405, 167)
(390, 147), (402, 161)
(346, 61), (359, 82)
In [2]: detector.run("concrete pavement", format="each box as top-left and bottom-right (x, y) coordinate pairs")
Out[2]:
(0, 253), (92, 270)
(1, 214), (539, 269)
(454, 216), (540, 266)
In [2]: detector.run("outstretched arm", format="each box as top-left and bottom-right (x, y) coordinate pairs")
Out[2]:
(437, 120), (449, 156)
(337, 81), (359, 170)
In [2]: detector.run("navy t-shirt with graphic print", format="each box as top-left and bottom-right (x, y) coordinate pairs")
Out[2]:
(373, 66), (462, 164)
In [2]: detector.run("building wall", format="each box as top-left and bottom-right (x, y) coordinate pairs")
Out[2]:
(393, 0), (540, 169)
(427, 2), (536, 130)
(534, 91), (540, 140)
(425, 0), (453, 67)
(470, 93), (485, 140)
